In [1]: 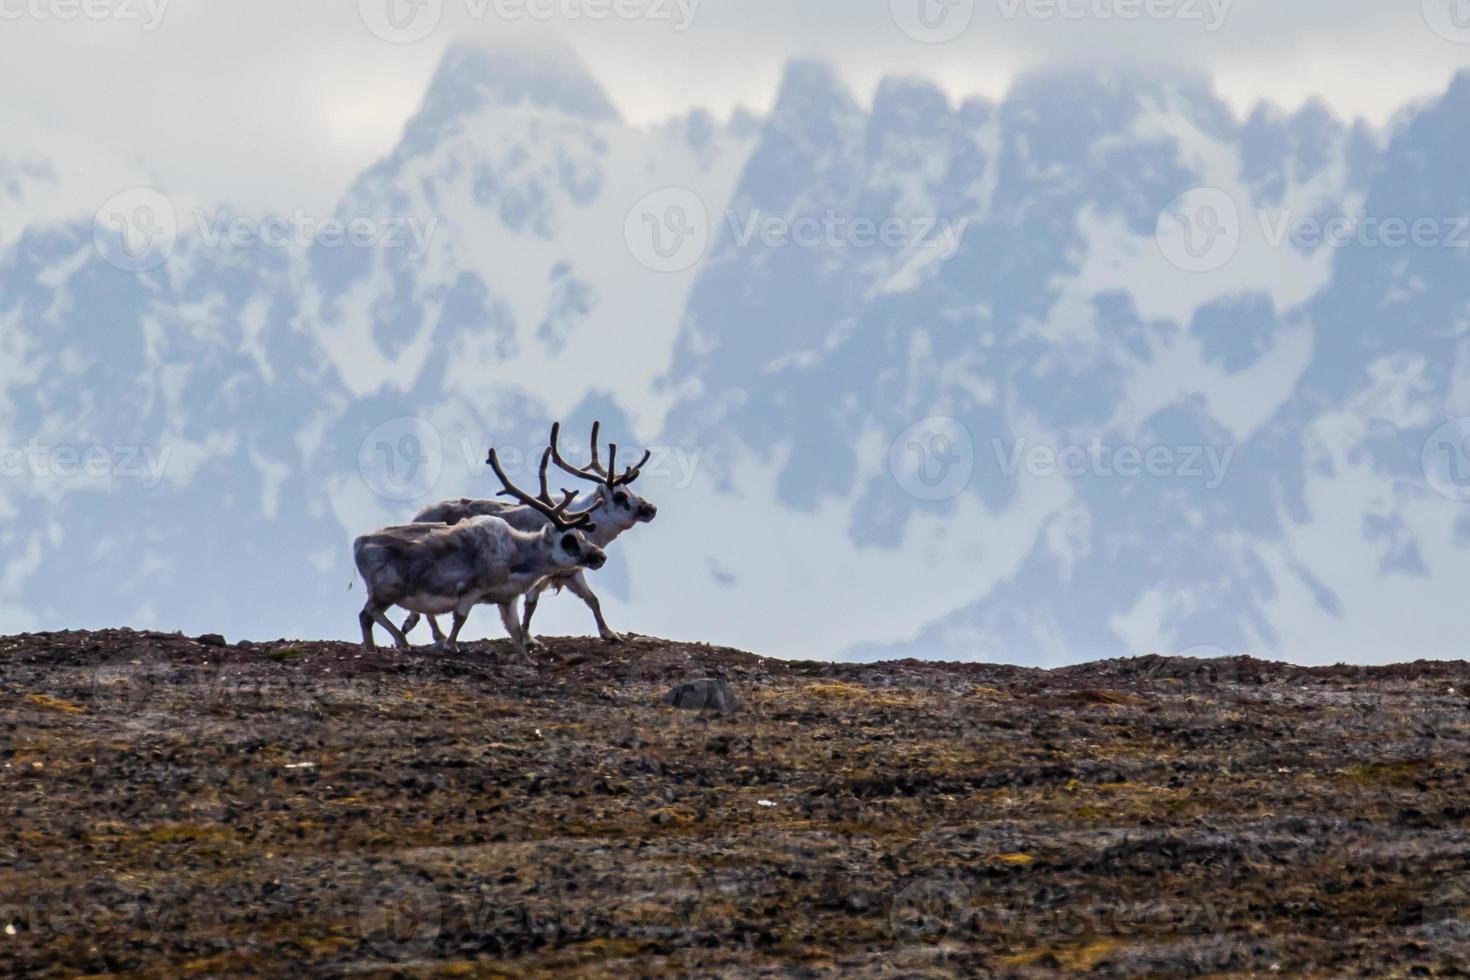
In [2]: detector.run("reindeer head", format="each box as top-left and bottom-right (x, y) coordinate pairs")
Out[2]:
(549, 421), (658, 534)
(543, 523), (608, 571)
(487, 445), (608, 572)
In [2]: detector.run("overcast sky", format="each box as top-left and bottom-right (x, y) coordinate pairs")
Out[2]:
(3, 0), (1469, 215)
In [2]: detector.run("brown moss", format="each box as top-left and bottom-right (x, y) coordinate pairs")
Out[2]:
(25, 693), (87, 714)
(999, 938), (1126, 971)
(146, 823), (235, 843)
(1335, 759), (1436, 788)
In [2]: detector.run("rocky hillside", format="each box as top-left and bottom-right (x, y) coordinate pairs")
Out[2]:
(4, 630), (1470, 975)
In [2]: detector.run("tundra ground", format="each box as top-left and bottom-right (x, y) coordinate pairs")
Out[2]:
(4, 629), (1470, 977)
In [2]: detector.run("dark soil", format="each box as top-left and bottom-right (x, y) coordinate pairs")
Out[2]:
(5, 629), (1470, 977)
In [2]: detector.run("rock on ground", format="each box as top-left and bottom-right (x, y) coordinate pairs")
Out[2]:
(663, 677), (739, 713)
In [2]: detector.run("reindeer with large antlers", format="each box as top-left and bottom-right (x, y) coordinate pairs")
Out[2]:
(355, 450), (606, 659)
(528, 420), (657, 644)
(403, 421), (658, 647)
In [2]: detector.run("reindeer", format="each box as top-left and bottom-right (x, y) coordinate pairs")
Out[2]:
(527, 420), (657, 645)
(402, 421), (658, 648)
(355, 449), (605, 659)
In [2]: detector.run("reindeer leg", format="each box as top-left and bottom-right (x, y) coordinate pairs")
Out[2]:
(371, 606), (411, 650)
(520, 582), (546, 651)
(500, 600), (534, 665)
(442, 609), (470, 656)
(359, 601), (380, 651)
(401, 613), (446, 646)
(566, 570), (622, 643)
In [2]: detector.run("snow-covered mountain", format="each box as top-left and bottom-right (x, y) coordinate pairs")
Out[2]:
(1, 40), (1467, 664)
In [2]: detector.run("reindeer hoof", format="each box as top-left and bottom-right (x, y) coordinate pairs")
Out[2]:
(600, 631), (625, 644)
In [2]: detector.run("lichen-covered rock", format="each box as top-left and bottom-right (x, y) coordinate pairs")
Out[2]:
(662, 677), (739, 713)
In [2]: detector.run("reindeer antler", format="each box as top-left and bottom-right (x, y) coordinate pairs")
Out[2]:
(588, 421), (606, 477)
(534, 448), (578, 508)
(550, 421), (604, 484)
(487, 449), (594, 531)
(550, 420), (652, 488)
(614, 446), (652, 487)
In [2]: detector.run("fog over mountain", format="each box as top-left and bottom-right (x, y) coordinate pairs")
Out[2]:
(2, 39), (1468, 664)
